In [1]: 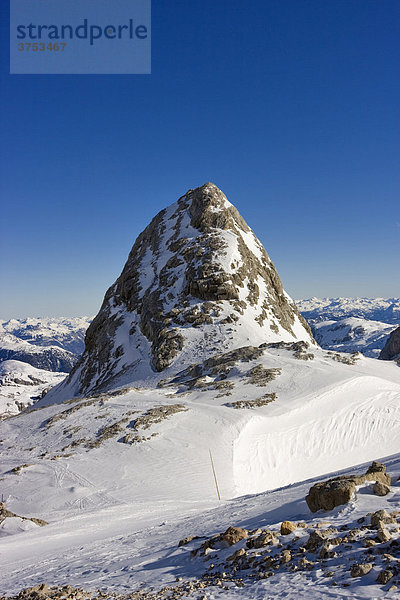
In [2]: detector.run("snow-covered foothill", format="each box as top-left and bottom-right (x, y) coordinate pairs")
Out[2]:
(0, 332), (77, 373)
(311, 317), (397, 358)
(0, 360), (66, 419)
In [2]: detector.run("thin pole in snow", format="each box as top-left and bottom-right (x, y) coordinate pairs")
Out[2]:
(209, 448), (221, 501)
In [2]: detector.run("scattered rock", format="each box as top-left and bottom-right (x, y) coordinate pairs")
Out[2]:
(246, 531), (277, 548)
(280, 550), (291, 563)
(350, 563), (373, 577)
(306, 478), (356, 512)
(306, 461), (391, 512)
(178, 535), (198, 547)
(377, 569), (394, 584)
(377, 527), (391, 543)
(228, 393), (276, 409)
(305, 530), (326, 552)
(319, 543), (337, 559)
(371, 510), (395, 528)
(373, 481), (391, 496)
(245, 365), (281, 386)
(0, 502), (48, 527)
(222, 526), (248, 546)
(299, 557), (315, 569)
(9, 463), (33, 475)
(280, 521), (297, 535)
(366, 461), (391, 485)
(227, 548), (246, 561)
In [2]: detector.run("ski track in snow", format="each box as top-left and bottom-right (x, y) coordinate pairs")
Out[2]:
(2, 455), (399, 599)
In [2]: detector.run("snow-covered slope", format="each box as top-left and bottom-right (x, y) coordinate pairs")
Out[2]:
(0, 345), (399, 598)
(0, 360), (66, 419)
(312, 317), (397, 358)
(297, 297), (400, 325)
(51, 183), (314, 401)
(0, 317), (91, 355)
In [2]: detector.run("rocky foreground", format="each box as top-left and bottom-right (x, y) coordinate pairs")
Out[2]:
(2, 462), (399, 600)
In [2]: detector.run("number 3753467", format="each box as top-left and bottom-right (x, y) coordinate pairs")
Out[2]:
(18, 43), (66, 51)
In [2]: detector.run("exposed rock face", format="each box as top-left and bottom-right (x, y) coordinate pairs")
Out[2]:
(306, 461), (391, 512)
(379, 326), (400, 361)
(57, 183), (314, 398)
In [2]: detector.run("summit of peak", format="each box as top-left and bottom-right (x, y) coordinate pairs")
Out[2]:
(49, 184), (314, 400)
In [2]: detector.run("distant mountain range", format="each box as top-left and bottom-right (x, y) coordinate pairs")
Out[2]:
(2, 299), (398, 377)
(296, 298), (399, 358)
(0, 316), (92, 356)
(296, 297), (400, 325)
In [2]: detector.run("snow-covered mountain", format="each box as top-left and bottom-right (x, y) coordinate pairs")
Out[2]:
(0, 360), (66, 419)
(51, 182), (314, 401)
(297, 297), (400, 325)
(312, 317), (397, 358)
(1, 184), (399, 599)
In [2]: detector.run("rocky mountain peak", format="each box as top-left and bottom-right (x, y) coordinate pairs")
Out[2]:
(54, 183), (314, 399)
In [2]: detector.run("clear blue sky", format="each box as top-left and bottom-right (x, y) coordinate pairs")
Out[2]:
(1, 0), (399, 319)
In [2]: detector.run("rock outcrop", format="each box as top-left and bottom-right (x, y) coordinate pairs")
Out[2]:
(379, 326), (400, 362)
(52, 183), (315, 398)
(306, 461), (391, 512)
(0, 502), (48, 527)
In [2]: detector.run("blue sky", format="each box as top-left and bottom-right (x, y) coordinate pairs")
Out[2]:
(1, 0), (399, 318)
